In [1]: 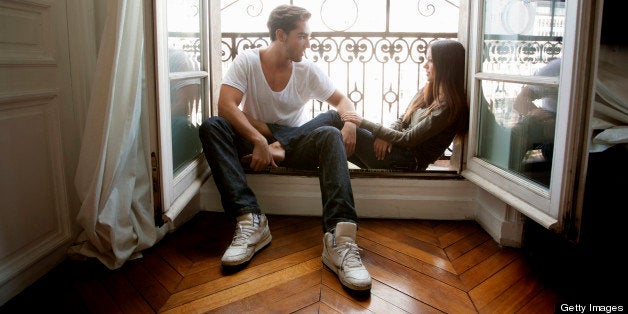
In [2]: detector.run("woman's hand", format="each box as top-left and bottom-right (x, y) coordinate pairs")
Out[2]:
(373, 138), (392, 160)
(341, 111), (363, 126)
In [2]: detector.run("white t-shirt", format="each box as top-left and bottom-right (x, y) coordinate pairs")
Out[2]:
(529, 58), (561, 112)
(222, 49), (335, 127)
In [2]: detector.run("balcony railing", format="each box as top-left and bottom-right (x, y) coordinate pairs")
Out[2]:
(221, 33), (562, 160)
(221, 32), (458, 127)
(168, 31), (563, 166)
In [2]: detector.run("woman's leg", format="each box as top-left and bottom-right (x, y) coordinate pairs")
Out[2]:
(350, 128), (417, 170)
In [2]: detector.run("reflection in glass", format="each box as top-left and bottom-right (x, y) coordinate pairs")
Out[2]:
(167, 0), (202, 69)
(478, 79), (558, 187)
(168, 0), (204, 175)
(477, 0), (564, 188)
(169, 76), (203, 175)
(481, 0), (565, 75)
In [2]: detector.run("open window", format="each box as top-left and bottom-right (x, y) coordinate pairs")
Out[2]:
(150, 0), (220, 223)
(464, 0), (596, 232)
(220, 0), (464, 173)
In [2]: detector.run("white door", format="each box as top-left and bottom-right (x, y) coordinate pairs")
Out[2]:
(0, 0), (75, 304)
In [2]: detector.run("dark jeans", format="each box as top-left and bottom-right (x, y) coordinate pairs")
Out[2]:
(350, 128), (418, 171)
(273, 111), (418, 171)
(198, 110), (357, 232)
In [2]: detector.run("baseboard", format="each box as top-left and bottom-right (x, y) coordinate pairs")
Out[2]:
(0, 245), (69, 306)
(474, 188), (525, 247)
(200, 173), (476, 219)
(197, 171), (524, 246)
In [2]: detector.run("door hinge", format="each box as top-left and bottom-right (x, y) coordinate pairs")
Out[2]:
(151, 152), (166, 227)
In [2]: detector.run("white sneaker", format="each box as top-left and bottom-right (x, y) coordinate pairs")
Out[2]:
(221, 213), (272, 266)
(322, 222), (372, 291)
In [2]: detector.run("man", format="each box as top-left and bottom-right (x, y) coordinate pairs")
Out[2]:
(198, 4), (371, 291)
(509, 58), (560, 183)
(513, 58), (560, 115)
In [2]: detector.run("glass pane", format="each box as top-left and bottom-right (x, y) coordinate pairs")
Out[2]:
(168, 0), (202, 70)
(389, 0), (459, 33)
(168, 0), (204, 175)
(477, 79), (557, 187)
(170, 77), (204, 174)
(297, 0), (386, 32)
(477, 0), (565, 188)
(220, 0), (387, 33)
(482, 0), (566, 75)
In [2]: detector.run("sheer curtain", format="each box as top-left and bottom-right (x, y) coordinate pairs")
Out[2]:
(69, 0), (167, 269)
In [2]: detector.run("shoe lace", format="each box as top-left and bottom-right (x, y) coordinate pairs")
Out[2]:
(339, 242), (364, 269)
(231, 221), (257, 246)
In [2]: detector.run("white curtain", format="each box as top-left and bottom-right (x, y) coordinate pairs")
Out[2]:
(69, 0), (168, 269)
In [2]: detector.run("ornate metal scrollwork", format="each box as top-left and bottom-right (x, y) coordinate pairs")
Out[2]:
(410, 38), (430, 64)
(383, 85), (400, 112)
(417, 0), (436, 17)
(245, 0), (263, 17)
(484, 40), (563, 66)
(320, 0), (358, 32)
(349, 83), (364, 107)
(339, 37), (373, 63)
(310, 37), (340, 63)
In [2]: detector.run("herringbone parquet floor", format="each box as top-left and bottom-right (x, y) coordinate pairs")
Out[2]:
(1, 211), (563, 313)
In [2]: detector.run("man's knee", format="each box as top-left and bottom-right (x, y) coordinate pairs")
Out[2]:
(322, 109), (341, 119)
(320, 110), (343, 128)
(314, 125), (343, 143)
(199, 116), (229, 138)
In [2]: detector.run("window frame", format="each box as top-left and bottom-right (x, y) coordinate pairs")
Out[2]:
(151, 0), (215, 221)
(462, 0), (597, 231)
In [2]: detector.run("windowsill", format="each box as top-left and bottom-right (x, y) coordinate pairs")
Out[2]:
(243, 162), (461, 179)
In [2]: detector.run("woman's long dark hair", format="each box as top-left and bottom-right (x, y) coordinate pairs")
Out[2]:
(402, 39), (468, 135)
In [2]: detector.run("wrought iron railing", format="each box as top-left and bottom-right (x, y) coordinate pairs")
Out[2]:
(168, 31), (564, 166)
(220, 34), (563, 117)
(482, 34), (563, 75)
(220, 33), (563, 161)
(221, 32), (457, 127)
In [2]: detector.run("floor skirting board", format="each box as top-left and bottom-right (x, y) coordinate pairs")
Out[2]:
(189, 173), (525, 247)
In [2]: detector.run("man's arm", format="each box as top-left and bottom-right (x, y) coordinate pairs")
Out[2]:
(218, 84), (276, 171)
(513, 86), (538, 116)
(243, 112), (273, 138)
(326, 90), (357, 156)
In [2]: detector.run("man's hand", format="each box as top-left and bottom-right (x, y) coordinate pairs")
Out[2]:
(248, 140), (278, 171)
(373, 138), (392, 160)
(341, 122), (357, 157)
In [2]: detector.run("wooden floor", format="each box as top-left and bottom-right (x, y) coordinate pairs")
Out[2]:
(1, 212), (567, 313)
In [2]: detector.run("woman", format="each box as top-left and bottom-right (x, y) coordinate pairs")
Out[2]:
(342, 39), (469, 171)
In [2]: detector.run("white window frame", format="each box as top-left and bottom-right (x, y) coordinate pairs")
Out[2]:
(462, 0), (597, 231)
(150, 0), (219, 222)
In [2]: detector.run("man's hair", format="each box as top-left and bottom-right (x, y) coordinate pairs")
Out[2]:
(267, 5), (311, 41)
